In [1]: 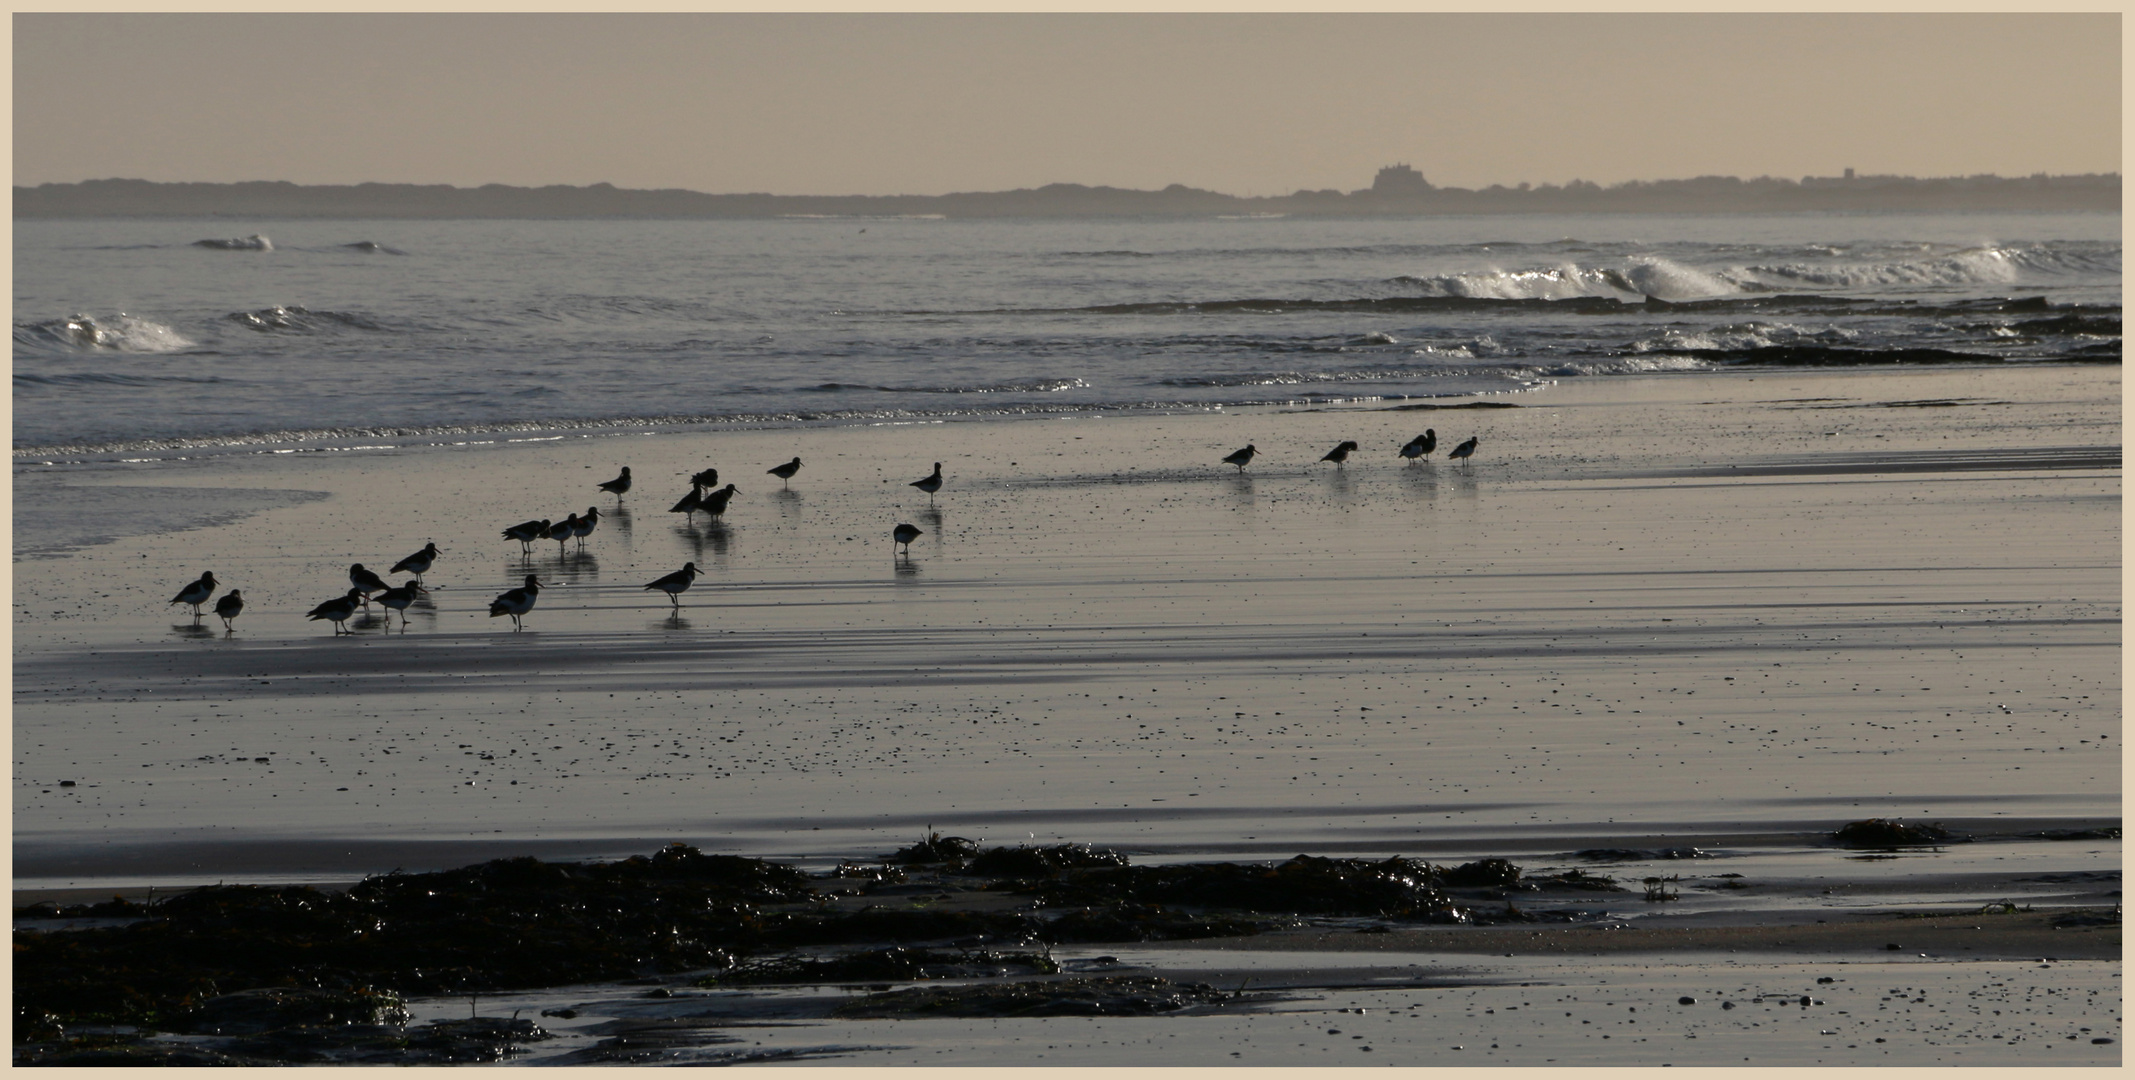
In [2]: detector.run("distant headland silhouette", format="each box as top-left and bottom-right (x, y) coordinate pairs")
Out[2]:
(15, 165), (2118, 219)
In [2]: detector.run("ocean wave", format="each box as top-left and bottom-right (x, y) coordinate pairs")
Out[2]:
(1545, 355), (1715, 376)
(342, 241), (407, 255)
(803, 378), (1088, 395)
(14, 313), (194, 353)
(193, 234), (273, 251)
(1157, 363), (1534, 389)
(1655, 345), (2115, 367)
(226, 305), (388, 333)
(14, 371), (228, 388)
(2006, 313), (2122, 336)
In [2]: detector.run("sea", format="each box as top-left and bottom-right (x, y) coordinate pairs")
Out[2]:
(12, 212), (2121, 457)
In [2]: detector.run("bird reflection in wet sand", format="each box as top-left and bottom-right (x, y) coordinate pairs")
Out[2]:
(1225, 472), (1254, 505)
(606, 503), (634, 541)
(916, 505), (943, 543)
(774, 486), (804, 518)
(170, 620), (218, 640)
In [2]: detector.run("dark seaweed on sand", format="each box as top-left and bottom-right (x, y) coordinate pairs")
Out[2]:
(1833, 819), (1960, 848)
(1033, 854), (1470, 921)
(833, 976), (1242, 1018)
(962, 843), (1131, 878)
(703, 946), (1060, 986)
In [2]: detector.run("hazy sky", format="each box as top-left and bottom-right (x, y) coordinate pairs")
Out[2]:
(14, 14), (2121, 195)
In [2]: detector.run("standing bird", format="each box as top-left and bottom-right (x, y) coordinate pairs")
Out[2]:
(306, 588), (366, 634)
(547, 513), (581, 554)
(1320, 440), (1360, 465)
(910, 462), (944, 496)
(572, 506), (601, 548)
(503, 518), (551, 555)
(213, 590), (245, 632)
(669, 483), (704, 522)
(1222, 445), (1257, 472)
(766, 457), (802, 486)
(488, 575), (544, 631)
(701, 483), (739, 518)
(349, 563), (391, 605)
(643, 562), (701, 611)
(1448, 435), (1480, 460)
(690, 467), (720, 489)
(1399, 429), (1437, 463)
(168, 571), (219, 617)
(893, 522), (923, 556)
(390, 542), (440, 582)
(598, 466), (632, 500)
(373, 581), (425, 631)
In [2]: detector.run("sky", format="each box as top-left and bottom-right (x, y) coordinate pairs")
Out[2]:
(13, 13), (2122, 195)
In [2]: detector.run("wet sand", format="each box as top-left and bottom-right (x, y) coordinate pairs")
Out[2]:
(16, 365), (2119, 878)
(12, 365), (2122, 1065)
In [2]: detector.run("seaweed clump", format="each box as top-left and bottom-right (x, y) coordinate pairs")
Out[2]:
(1035, 855), (1468, 922)
(1833, 819), (1957, 848)
(963, 843), (1131, 878)
(703, 946), (1058, 986)
(833, 976), (1243, 1018)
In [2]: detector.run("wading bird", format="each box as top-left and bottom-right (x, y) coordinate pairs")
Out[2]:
(669, 483), (704, 522)
(1320, 440), (1360, 465)
(306, 588), (366, 634)
(373, 580), (425, 630)
(571, 507), (601, 548)
(389, 542), (440, 582)
(893, 522), (923, 556)
(911, 462), (944, 496)
(1449, 435), (1479, 460)
(168, 571), (218, 617)
(690, 467), (719, 488)
(598, 466), (632, 499)
(503, 519), (551, 555)
(488, 575), (544, 631)
(767, 457), (802, 485)
(213, 589), (244, 632)
(349, 563), (391, 604)
(1222, 445), (1256, 472)
(547, 513), (580, 554)
(1400, 430), (1436, 462)
(643, 562), (701, 610)
(701, 483), (738, 518)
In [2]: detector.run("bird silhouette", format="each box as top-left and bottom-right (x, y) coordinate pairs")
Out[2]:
(1222, 445), (1256, 472)
(213, 590), (244, 632)
(306, 588), (366, 634)
(598, 466), (632, 499)
(1449, 435), (1479, 460)
(767, 457), (802, 486)
(893, 522), (923, 556)
(168, 571), (218, 617)
(488, 575), (544, 631)
(910, 462), (944, 496)
(1320, 440), (1360, 464)
(643, 562), (702, 610)
(389, 542), (440, 582)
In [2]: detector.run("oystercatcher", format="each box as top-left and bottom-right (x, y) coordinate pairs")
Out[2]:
(373, 581), (425, 630)
(910, 462), (944, 496)
(1320, 440), (1360, 465)
(488, 575), (543, 631)
(306, 589), (366, 634)
(893, 522), (923, 556)
(389, 542), (440, 582)
(168, 571), (218, 617)
(1448, 435), (1479, 460)
(572, 507), (600, 548)
(1222, 445), (1256, 472)
(701, 483), (738, 518)
(643, 562), (701, 610)
(213, 590), (244, 632)
(503, 519), (550, 554)
(669, 483), (704, 521)
(767, 457), (802, 486)
(349, 563), (391, 604)
(547, 513), (580, 554)
(690, 467), (719, 488)
(597, 466), (632, 500)
(1399, 429), (1436, 462)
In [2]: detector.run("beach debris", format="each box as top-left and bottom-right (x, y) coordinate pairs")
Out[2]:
(1043, 903), (1266, 942)
(960, 843), (1130, 879)
(1032, 854), (1469, 922)
(1642, 876), (1682, 902)
(703, 946), (1059, 986)
(2034, 827), (2121, 841)
(1833, 819), (1957, 848)
(1439, 858), (1521, 887)
(831, 976), (1249, 1019)
(176, 986), (411, 1036)
(890, 831), (979, 866)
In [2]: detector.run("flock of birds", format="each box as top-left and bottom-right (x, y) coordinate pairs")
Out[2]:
(165, 430), (1477, 635)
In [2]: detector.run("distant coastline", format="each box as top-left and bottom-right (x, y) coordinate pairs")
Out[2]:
(14, 166), (2120, 220)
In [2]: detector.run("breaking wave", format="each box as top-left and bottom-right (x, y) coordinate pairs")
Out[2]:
(193, 235), (273, 251)
(226, 305), (388, 333)
(14, 313), (194, 353)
